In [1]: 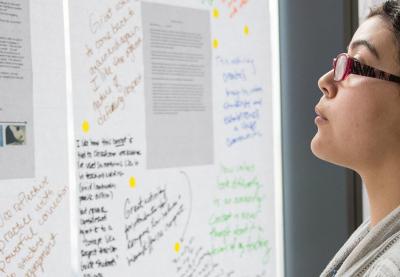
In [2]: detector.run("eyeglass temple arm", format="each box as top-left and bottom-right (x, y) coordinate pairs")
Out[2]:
(352, 59), (400, 84)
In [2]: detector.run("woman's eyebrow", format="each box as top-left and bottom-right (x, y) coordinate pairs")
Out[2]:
(347, 39), (380, 60)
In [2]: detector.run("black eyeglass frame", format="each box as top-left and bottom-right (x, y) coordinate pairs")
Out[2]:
(333, 53), (400, 84)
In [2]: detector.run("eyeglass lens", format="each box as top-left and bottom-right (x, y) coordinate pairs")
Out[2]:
(334, 54), (348, 81)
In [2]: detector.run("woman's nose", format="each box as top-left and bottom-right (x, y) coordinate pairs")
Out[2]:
(318, 69), (338, 98)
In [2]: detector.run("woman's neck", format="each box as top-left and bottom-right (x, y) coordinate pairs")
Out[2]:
(360, 160), (400, 228)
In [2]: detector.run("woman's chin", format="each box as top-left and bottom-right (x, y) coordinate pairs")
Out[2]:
(311, 134), (336, 163)
(311, 136), (353, 168)
(310, 136), (324, 159)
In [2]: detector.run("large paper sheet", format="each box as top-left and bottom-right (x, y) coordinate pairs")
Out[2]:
(142, 2), (214, 169)
(0, 0), (71, 276)
(69, 0), (278, 276)
(0, 0), (34, 180)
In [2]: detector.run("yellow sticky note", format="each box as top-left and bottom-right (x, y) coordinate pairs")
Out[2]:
(213, 39), (219, 49)
(82, 121), (90, 133)
(244, 25), (250, 36)
(213, 8), (219, 18)
(174, 242), (181, 253)
(129, 177), (136, 189)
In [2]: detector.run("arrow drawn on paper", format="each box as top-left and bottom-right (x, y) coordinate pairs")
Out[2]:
(179, 170), (193, 242)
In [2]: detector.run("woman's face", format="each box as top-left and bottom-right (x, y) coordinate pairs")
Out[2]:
(311, 16), (400, 171)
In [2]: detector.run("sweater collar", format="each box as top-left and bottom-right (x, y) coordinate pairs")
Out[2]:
(320, 204), (400, 276)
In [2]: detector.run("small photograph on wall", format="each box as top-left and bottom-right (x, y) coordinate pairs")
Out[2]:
(5, 125), (26, 145)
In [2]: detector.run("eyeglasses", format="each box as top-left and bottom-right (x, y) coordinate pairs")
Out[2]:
(333, 53), (400, 84)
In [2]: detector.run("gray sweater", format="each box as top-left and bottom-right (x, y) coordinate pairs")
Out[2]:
(320, 205), (400, 277)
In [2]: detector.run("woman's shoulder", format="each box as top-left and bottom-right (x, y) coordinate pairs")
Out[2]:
(364, 238), (400, 277)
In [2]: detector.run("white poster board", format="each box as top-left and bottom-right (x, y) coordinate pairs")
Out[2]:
(68, 0), (282, 276)
(0, 0), (71, 276)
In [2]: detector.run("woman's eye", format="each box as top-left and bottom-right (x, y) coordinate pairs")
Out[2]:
(351, 55), (362, 62)
(349, 51), (363, 62)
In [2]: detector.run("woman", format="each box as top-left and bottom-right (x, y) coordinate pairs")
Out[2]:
(312, 1), (400, 276)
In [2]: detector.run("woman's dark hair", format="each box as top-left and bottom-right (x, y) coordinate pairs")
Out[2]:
(368, 1), (400, 62)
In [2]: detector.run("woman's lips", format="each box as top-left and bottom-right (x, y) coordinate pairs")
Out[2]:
(315, 106), (328, 124)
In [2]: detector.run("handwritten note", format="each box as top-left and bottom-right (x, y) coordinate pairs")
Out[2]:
(200, 0), (217, 6)
(0, 178), (68, 276)
(124, 185), (185, 266)
(209, 164), (270, 261)
(220, 0), (250, 18)
(76, 136), (141, 277)
(172, 236), (235, 277)
(216, 56), (264, 147)
(199, 0), (249, 18)
(84, 0), (142, 126)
